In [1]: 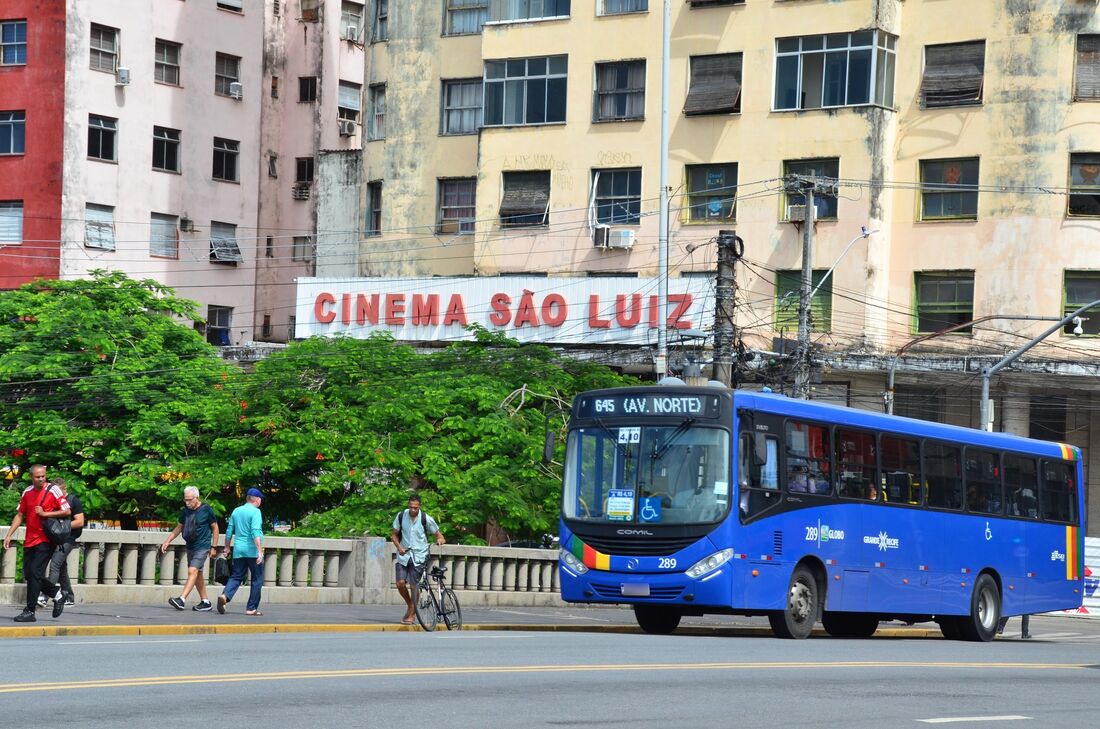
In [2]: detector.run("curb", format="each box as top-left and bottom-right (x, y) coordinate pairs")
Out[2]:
(0, 623), (946, 639)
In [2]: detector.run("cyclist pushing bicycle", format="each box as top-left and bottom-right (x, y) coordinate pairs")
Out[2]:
(391, 494), (445, 625)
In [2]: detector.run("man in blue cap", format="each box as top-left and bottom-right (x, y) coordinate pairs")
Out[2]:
(217, 487), (265, 616)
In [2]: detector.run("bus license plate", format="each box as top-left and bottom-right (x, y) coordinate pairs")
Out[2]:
(621, 583), (650, 597)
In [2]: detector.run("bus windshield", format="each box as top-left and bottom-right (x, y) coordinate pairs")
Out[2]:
(562, 423), (731, 525)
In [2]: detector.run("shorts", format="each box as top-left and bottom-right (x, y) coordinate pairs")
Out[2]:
(187, 549), (209, 570)
(395, 560), (423, 585)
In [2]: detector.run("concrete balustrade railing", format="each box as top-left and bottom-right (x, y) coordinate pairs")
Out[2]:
(0, 528), (562, 608)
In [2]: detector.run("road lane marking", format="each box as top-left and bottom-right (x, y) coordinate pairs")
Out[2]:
(0, 661), (1088, 694)
(918, 717), (1030, 724)
(51, 639), (204, 646)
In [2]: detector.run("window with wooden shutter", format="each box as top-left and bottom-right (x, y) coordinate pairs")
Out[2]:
(209, 221), (242, 264)
(775, 270), (831, 333)
(684, 53), (741, 115)
(500, 171), (551, 227)
(1075, 35), (1100, 101)
(150, 213), (178, 258)
(920, 41), (985, 108)
(84, 204), (116, 250)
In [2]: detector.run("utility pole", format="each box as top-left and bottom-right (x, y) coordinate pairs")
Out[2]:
(793, 181), (815, 399)
(654, 0), (671, 379)
(712, 230), (743, 387)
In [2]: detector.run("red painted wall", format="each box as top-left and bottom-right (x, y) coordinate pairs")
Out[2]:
(0, 0), (65, 289)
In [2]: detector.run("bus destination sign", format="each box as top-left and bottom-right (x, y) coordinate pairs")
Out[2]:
(577, 393), (721, 419)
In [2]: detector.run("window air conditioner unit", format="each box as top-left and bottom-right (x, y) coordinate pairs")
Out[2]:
(786, 204), (806, 223)
(592, 224), (610, 248)
(606, 229), (635, 249)
(344, 25), (360, 42)
(179, 217), (195, 233)
(338, 118), (357, 136)
(292, 182), (311, 200)
(229, 81), (244, 100)
(115, 67), (131, 86)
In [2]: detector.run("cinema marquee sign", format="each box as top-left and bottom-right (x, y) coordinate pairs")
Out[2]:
(295, 276), (715, 345)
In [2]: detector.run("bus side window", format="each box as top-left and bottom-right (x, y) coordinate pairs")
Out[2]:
(740, 434), (779, 518)
(881, 434), (921, 505)
(1004, 454), (1039, 519)
(1040, 460), (1076, 523)
(925, 442), (962, 510)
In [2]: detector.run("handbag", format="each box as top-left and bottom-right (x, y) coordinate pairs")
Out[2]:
(213, 555), (230, 586)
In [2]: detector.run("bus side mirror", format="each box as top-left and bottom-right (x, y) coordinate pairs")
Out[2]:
(753, 433), (768, 467)
(543, 431), (556, 464)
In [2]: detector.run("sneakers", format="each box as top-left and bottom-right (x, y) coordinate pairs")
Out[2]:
(1021, 633), (1032, 640)
(36, 595), (48, 609)
(13, 610), (36, 623)
(51, 591), (64, 618)
(64, 596), (75, 607)
(193, 600), (213, 612)
(168, 596), (186, 611)
(217, 595), (227, 614)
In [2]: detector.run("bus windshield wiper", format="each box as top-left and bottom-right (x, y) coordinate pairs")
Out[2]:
(652, 417), (696, 460)
(594, 416), (630, 458)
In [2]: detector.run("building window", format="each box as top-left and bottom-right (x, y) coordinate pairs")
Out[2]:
(338, 81), (361, 121)
(441, 79), (482, 135)
(1, 20), (27, 65)
(483, 55), (567, 126)
(299, 76), (318, 102)
(212, 137), (240, 182)
(500, 171), (550, 227)
(217, 0), (244, 11)
(301, 0), (319, 22)
(341, 1), (364, 40)
(89, 23), (118, 73)
(783, 158), (839, 220)
(1075, 35), (1099, 101)
(84, 204), (116, 251)
(775, 31), (895, 111)
(154, 39), (181, 85)
(372, 0), (388, 42)
(489, 0), (570, 22)
(88, 115), (117, 161)
(368, 84), (386, 139)
(366, 181), (383, 235)
(445, 0), (488, 35)
(601, 0), (646, 14)
(688, 0), (744, 6)
(262, 315), (273, 339)
(685, 163), (737, 222)
(0, 111), (25, 155)
(438, 178), (476, 234)
(206, 305), (233, 345)
(214, 53), (241, 96)
(210, 221), (243, 264)
(684, 54), (741, 116)
(1029, 396), (1067, 442)
(594, 61), (645, 122)
(266, 235), (274, 257)
(295, 157), (315, 183)
(152, 126), (181, 172)
(920, 41), (985, 108)
(593, 168), (641, 224)
(0, 201), (23, 244)
(914, 271), (974, 333)
(271, 76), (279, 98)
(292, 235), (313, 262)
(775, 270), (832, 333)
(288, 315), (297, 340)
(1064, 271), (1100, 336)
(1068, 153), (1100, 217)
(150, 213), (178, 258)
(893, 386), (944, 424)
(920, 157), (979, 220)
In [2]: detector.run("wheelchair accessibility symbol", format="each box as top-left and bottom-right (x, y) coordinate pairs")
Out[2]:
(640, 497), (661, 523)
(985, 521), (993, 541)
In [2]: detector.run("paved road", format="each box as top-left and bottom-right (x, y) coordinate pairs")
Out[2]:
(1, 625), (1098, 729)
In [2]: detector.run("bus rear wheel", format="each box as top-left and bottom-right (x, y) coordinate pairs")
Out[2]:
(822, 611), (879, 638)
(769, 565), (818, 639)
(957, 574), (1000, 642)
(634, 605), (681, 635)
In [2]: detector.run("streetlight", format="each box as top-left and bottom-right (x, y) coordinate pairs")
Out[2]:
(809, 226), (878, 300)
(978, 299), (1100, 432)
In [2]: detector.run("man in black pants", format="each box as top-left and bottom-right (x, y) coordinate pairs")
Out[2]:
(2, 464), (70, 622)
(38, 478), (83, 608)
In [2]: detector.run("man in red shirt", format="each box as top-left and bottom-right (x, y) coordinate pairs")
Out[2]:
(3, 464), (70, 622)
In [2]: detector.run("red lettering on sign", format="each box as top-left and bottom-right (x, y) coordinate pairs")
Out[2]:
(314, 292), (336, 324)
(648, 295), (659, 328)
(412, 294), (440, 326)
(356, 293), (379, 325)
(489, 293), (511, 326)
(385, 294), (406, 325)
(443, 294), (468, 326)
(541, 294), (567, 327)
(588, 295), (611, 329)
(514, 290), (540, 328)
(615, 294), (642, 328)
(341, 293), (352, 324)
(668, 293), (694, 329)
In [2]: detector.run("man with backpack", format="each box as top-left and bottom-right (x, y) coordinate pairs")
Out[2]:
(391, 494), (445, 625)
(2, 464), (70, 622)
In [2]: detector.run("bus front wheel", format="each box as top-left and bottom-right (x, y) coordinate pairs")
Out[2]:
(634, 605), (682, 635)
(769, 565), (819, 639)
(822, 611), (879, 638)
(957, 574), (1000, 642)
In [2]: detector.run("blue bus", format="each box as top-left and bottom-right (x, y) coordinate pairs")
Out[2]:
(558, 383), (1086, 640)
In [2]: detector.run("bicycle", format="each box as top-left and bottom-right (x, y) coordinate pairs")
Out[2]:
(412, 547), (462, 632)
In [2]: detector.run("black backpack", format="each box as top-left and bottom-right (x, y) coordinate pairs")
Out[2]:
(394, 509), (427, 542)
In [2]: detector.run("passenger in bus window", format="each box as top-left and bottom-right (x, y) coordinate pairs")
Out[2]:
(789, 464), (810, 493)
(866, 483), (879, 502)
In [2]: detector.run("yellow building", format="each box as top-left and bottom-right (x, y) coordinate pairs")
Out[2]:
(317, 1), (1100, 531)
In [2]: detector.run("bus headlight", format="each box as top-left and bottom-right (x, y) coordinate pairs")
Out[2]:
(560, 548), (589, 574)
(685, 549), (733, 579)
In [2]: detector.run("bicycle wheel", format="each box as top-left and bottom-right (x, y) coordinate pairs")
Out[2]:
(441, 588), (462, 631)
(414, 583), (438, 632)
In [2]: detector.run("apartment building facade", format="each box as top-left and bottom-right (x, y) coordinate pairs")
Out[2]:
(314, 0), (1100, 530)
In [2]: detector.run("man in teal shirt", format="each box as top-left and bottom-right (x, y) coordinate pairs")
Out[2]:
(217, 488), (265, 616)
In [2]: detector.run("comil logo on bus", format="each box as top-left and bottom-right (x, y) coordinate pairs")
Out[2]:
(863, 531), (900, 551)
